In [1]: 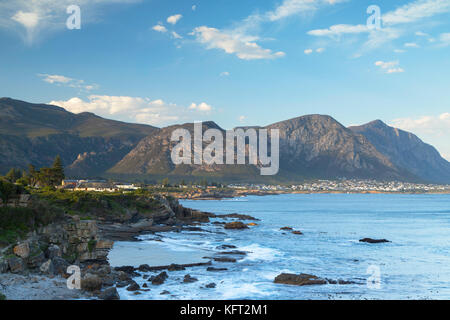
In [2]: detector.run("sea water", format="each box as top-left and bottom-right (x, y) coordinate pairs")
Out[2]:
(113, 193), (450, 300)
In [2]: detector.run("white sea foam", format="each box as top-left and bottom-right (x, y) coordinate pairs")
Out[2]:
(238, 244), (281, 262)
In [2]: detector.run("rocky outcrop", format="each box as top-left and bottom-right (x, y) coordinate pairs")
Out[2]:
(274, 273), (356, 286)
(359, 238), (390, 244)
(350, 120), (450, 184)
(224, 221), (249, 230)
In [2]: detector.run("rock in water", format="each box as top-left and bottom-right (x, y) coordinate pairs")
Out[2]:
(206, 267), (228, 272)
(359, 238), (390, 244)
(99, 287), (120, 300)
(183, 274), (198, 283)
(205, 283), (216, 288)
(126, 281), (140, 291)
(168, 264), (186, 271)
(81, 274), (103, 292)
(213, 257), (237, 263)
(151, 271), (168, 285)
(274, 273), (327, 286)
(224, 222), (248, 230)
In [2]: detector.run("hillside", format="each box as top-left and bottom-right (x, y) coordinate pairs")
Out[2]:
(349, 120), (450, 184)
(0, 98), (157, 176)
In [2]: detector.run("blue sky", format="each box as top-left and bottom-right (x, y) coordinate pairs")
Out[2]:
(0, 0), (449, 159)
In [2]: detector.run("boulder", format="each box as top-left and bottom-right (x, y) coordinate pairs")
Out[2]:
(218, 250), (247, 256)
(280, 227), (293, 231)
(359, 238), (390, 244)
(224, 222), (248, 230)
(27, 251), (46, 269)
(183, 274), (198, 283)
(0, 258), (9, 273)
(46, 245), (62, 259)
(205, 283), (216, 288)
(274, 273), (327, 286)
(81, 274), (103, 292)
(167, 264), (186, 271)
(292, 231), (303, 235)
(8, 257), (25, 274)
(126, 281), (140, 291)
(213, 257), (237, 263)
(99, 287), (120, 300)
(13, 242), (30, 259)
(217, 213), (259, 221)
(206, 267), (228, 272)
(138, 264), (152, 272)
(51, 257), (70, 276)
(216, 245), (237, 250)
(151, 271), (168, 285)
(40, 259), (55, 274)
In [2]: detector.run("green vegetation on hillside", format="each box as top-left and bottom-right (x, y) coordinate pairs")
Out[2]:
(1, 156), (65, 189)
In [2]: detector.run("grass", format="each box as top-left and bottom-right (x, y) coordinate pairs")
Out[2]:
(0, 202), (64, 245)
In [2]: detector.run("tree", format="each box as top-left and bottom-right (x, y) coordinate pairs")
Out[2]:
(4, 168), (22, 183)
(161, 178), (170, 187)
(27, 164), (38, 187)
(0, 179), (16, 205)
(52, 155), (65, 185)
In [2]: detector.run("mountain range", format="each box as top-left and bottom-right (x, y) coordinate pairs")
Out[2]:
(1, 97), (449, 184)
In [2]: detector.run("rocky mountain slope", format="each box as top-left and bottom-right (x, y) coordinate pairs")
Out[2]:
(110, 115), (419, 182)
(349, 120), (450, 184)
(2, 97), (449, 183)
(0, 98), (157, 176)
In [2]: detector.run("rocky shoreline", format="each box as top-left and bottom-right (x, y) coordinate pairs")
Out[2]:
(0, 193), (390, 300)
(0, 195), (223, 300)
(0, 194), (272, 300)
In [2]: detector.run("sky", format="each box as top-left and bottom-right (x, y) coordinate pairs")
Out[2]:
(0, 0), (449, 159)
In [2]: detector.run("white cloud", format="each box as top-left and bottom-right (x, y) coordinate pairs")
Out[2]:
(394, 49), (406, 53)
(191, 0), (346, 60)
(306, 0), (450, 53)
(238, 115), (246, 123)
(382, 0), (450, 25)
(38, 74), (98, 91)
(307, 24), (368, 37)
(304, 48), (313, 54)
(374, 61), (405, 74)
(415, 31), (429, 36)
(220, 71), (230, 76)
(266, 0), (347, 22)
(171, 31), (182, 39)
(49, 95), (215, 126)
(0, 0), (141, 45)
(404, 42), (420, 47)
(167, 14), (182, 25)
(316, 47), (325, 53)
(192, 26), (285, 60)
(188, 102), (212, 112)
(439, 33), (450, 46)
(11, 11), (39, 29)
(152, 24), (167, 33)
(192, 5), (197, 11)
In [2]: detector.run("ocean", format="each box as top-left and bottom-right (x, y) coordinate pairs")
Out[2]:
(110, 193), (450, 300)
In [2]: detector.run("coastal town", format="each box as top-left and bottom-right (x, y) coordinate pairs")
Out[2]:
(58, 178), (450, 195)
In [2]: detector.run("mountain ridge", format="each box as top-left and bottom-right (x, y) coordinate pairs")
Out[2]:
(1, 98), (449, 183)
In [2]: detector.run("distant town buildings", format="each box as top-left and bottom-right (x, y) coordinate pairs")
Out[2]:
(60, 180), (139, 192)
(229, 179), (450, 193)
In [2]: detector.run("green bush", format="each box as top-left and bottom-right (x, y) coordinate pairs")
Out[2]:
(0, 293), (6, 300)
